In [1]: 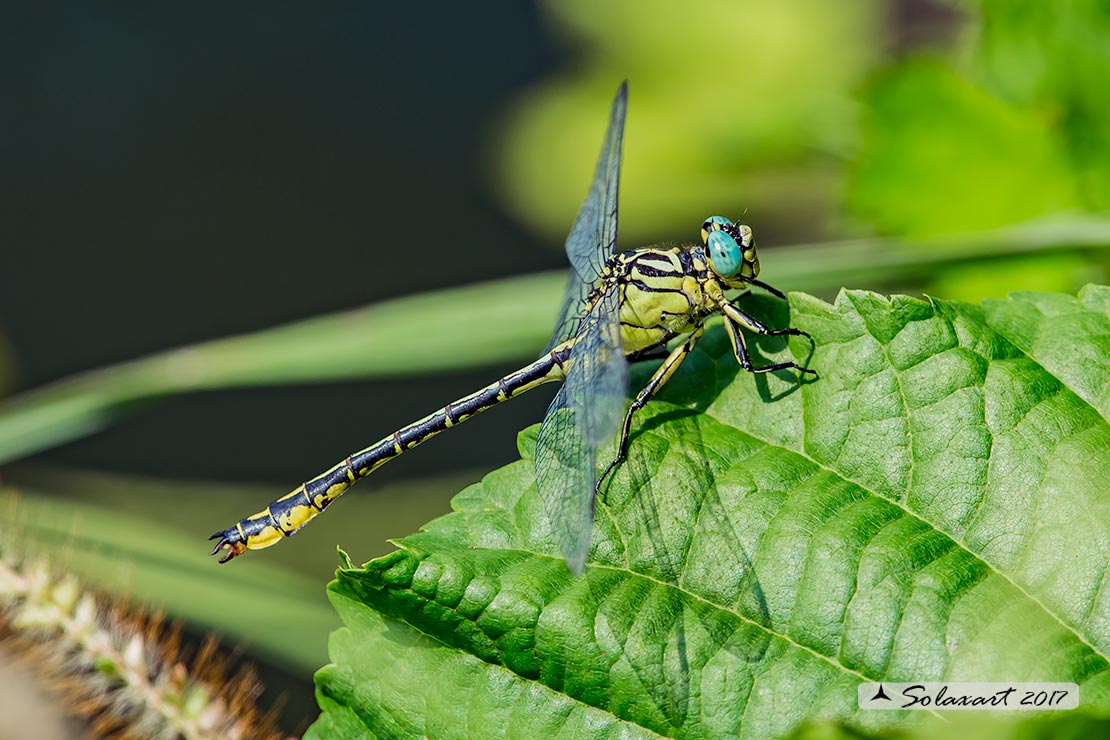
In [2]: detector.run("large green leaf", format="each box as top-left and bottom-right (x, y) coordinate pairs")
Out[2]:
(789, 711), (1110, 740)
(306, 286), (1110, 739)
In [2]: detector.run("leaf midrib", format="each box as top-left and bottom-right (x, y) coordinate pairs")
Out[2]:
(385, 536), (948, 729)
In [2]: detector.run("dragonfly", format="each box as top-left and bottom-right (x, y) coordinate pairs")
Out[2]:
(209, 82), (815, 573)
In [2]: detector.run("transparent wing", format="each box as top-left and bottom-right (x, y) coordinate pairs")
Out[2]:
(545, 82), (628, 351)
(535, 286), (628, 573)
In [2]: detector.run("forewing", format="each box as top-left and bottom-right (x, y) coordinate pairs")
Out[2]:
(546, 82), (628, 351)
(536, 286), (628, 573)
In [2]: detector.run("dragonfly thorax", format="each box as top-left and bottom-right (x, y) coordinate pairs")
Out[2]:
(600, 216), (762, 358)
(607, 244), (730, 357)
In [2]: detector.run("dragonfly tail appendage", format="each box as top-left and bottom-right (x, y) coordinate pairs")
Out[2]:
(208, 529), (246, 563)
(209, 476), (345, 562)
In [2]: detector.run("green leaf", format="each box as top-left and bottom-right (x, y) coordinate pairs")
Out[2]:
(983, 285), (1110, 418)
(308, 287), (1110, 739)
(788, 711), (1110, 740)
(305, 591), (663, 740)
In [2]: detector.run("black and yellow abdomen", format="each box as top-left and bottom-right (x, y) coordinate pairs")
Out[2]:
(209, 346), (569, 560)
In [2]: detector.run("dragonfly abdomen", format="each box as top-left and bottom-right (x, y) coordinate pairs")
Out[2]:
(209, 348), (569, 561)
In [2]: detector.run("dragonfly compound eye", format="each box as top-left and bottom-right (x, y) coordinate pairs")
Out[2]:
(700, 215), (733, 245)
(706, 229), (745, 277)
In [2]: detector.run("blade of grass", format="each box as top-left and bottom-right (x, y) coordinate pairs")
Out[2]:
(0, 484), (336, 670)
(0, 465), (485, 667)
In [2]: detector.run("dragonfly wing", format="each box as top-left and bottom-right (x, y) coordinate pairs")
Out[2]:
(536, 287), (628, 573)
(546, 82), (628, 351)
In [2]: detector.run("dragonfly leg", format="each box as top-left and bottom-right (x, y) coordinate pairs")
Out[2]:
(724, 301), (813, 342)
(746, 278), (786, 300)
(625, 342), (672, 364)
(721, 303), (817, 375)
(596, 326), (705, 500)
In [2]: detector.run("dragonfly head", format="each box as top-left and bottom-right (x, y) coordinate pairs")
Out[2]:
(700, 216), (759, 285)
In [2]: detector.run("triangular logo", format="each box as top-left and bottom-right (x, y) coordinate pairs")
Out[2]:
(870, 684), (891, 701)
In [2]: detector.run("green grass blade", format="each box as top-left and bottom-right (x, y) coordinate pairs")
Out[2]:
(0, 465), (487, 669)
(0, 273), (563, 465)
(0, 483), (336, 671)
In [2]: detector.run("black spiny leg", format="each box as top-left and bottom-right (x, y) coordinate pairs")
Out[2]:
(720, 302), (817, 375)
(596, 326), (705, 499)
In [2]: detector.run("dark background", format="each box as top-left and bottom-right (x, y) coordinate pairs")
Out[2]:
(1, 3), (567, 487)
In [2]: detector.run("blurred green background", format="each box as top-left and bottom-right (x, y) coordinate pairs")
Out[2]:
(2, 0), (1109, 733)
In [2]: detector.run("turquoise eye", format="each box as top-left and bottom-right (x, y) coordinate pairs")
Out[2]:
(700, 215), (732, 243)
(706, 229), (743, 277)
